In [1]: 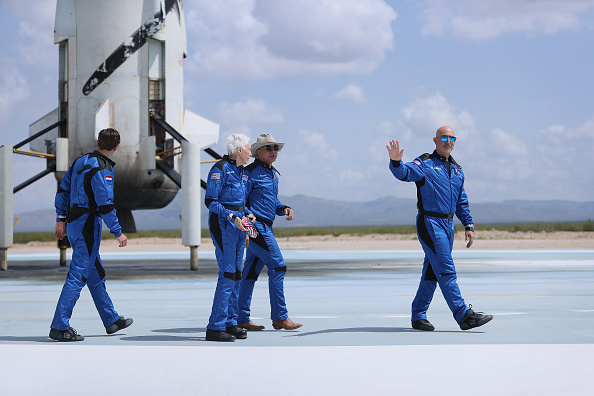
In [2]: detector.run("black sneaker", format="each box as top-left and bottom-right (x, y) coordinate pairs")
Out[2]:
(106, 316), (133, 334)
(226, 325), (248, 339)
(412, 319), (435, 331)
(206, 329), (236, 342)
(49, 327), (84, 342)
(459, 306), (493, 330)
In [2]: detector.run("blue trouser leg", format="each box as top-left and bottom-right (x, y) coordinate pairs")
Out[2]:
(87, 255), (119, 327)
(268, 265), (287, 321)
(227, 231), (244, 327)
(238, 250), (265, 323)
(238, 223), (288, 322)
(51, 270), (86, 331)
(411, 256), (438, 321)
(207, 213), (245, 331)
(412, 216), (468, 323)
(51, 214), (118, 330)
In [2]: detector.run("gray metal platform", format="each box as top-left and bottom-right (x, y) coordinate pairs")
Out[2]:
(1, 249), (593, 395)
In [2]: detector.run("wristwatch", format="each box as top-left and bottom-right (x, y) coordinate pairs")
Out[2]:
(227, 213), (237, 222)
(465, 224), (475, 232)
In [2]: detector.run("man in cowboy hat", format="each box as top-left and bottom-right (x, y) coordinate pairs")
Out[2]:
(237, 134), (302, 331)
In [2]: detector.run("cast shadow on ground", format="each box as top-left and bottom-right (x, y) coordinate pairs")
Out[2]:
(0, 332), (140, 343)
(287, 327), (466, 337)
(0, 336), (56, 343)
(120, 334), (204, 342)
(152, 327), (205, 334)
(119, 327), (207, 342)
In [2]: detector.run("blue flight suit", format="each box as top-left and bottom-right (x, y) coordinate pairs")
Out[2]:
(389, 150), (474, 324)
(238, 159), (291, 323)
(205, 155), (252, 331)
(51, 151), (123, 331)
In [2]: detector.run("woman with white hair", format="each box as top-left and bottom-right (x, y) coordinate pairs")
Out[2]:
(204, 133), (256, 342)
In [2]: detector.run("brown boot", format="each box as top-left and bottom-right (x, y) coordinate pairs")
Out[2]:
(272, 318), (303, 330)
(238, 321), (265, 331)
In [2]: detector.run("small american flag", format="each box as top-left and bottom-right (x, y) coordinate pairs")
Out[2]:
(243, 219), (258, 238)
(211, 173), (220, 179)
(105, 175), (113, 181)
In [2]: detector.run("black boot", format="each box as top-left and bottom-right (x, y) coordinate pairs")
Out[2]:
(49, 327), (84, 342)
(226, 325), (248, 339)
(412, 319), (435, 331)
(206, 329), (236, 342)
(106, 316), (133, 334)
(459, 306), (493, 330)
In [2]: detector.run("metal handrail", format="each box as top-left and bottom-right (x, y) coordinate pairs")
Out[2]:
(13, 119), (66, 150)
(13, 148), (56, 159)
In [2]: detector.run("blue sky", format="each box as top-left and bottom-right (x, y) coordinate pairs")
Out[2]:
(1, 0), (594, 216)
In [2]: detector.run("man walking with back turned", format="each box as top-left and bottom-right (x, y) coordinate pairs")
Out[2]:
(50, 128), (132, 341)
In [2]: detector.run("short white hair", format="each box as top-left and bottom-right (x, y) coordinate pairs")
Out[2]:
(226, 133), (250, 154)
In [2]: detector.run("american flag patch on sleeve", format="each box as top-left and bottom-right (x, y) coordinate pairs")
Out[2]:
(105, 175), (113, 181)
(413, 160), (421, 165)
(211, 173), (220, 179)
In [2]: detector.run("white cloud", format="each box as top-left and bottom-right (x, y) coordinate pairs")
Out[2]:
(401, 92), (476, 140)
(339, 168), (365, 185)
(0, 65), (30, 123)
(421, 0), (594, 40)
(491, 128), (528, 157)
(298, 129), (338, 161)
(377, 121), (395, 137)
(4, 0), (56, 65)
(218, 98), (284, 126)
(4, 0), (56, 27)
(334, 84), (366, 103)
(369, 121), (401, 164)
(537, 117), (594, 157)
(573, 118), (594, 139)
(185, 0), (396, 80)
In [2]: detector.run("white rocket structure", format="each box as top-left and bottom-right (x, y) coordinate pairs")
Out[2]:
(0, 0), (219, 270)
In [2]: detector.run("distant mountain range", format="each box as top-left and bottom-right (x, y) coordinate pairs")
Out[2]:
(12, 194), (594, 232)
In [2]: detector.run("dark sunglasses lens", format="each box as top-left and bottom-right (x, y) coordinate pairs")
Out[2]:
(265, 145), (279, 151)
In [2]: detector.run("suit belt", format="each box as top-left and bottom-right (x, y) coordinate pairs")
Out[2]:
(419, 210), (454, 219)
(68, 204), (100, 222)
(222, 204), (244, 212)
(258, 218), (274, 227)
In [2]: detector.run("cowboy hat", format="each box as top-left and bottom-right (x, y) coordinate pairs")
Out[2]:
(250, 133), (285, 156)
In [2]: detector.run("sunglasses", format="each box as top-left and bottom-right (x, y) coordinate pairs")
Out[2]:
(440, 136), (457, 142)
(263, 145), (280, 151)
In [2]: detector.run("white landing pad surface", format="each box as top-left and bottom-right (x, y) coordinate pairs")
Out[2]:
(1, 249), (593, 395)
